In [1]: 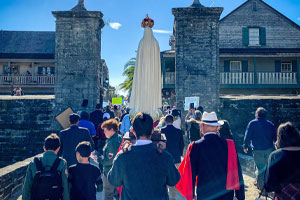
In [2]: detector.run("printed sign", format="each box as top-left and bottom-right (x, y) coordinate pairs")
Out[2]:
(112, 97), (123, 105)
(184, 97), (200, 111)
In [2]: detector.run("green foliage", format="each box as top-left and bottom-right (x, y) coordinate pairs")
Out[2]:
(119, 57), (136, 93)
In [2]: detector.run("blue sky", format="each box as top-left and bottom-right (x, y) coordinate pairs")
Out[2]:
(1, 0), (300, 94)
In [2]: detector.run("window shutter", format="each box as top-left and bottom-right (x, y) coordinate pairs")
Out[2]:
(224, 61), (230, 72)
(50, 67), (55, 74)
(242, 27), (249, 46)
(275, 60), (281, 72)
(259, 27), (266, 45)
(292, 60), (297, 72)
(38, 67), (43, 74)
(242, 61), (248, 72)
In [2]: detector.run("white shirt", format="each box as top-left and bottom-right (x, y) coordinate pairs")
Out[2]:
(135, 139), (152, 146)
(173, 117), (181, 130)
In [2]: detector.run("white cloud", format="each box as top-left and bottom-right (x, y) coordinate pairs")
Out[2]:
(109, 22), (122, 30)
(297, 17), (300, 21)
(153, 29), (172, 34)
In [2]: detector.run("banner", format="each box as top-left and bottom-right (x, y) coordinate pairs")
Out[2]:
(112, 97), (123, 105)
(184, 97), (199, 111)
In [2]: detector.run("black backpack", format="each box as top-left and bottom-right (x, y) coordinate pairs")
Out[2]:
(31, 157), (63, 200)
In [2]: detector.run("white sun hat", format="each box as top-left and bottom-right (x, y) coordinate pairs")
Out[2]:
(200, 111), (224, 126)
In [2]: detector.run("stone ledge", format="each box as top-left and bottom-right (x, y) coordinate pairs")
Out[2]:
(0, 154), (42, 200)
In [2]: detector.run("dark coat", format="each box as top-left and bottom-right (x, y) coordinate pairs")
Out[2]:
(89, 110), (103, 129)
(190, 133), (245, 200)
(59, 125), (94, 167)
(108, 143), (180, 200)
(161, 124), (184, 163)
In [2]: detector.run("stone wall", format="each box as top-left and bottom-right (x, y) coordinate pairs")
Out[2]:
(172, 6), (223, 112)
(0, 153), (41, 200)
(0, 98), (56, 168)
(219, 96), (300, 152)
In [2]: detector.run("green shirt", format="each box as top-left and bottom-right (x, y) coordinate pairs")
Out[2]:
(22, 151), (70, 200)
(101, 133), (122, 174)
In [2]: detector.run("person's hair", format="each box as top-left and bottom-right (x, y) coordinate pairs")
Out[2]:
(114, 105), (118, 110)
(69, 113), (80, 124)
(81, 99), (88, 107)
(276, 122), (300, 148)
(126, 107), (130, 113)
(96, 103), (102, 109)
(76, 141), (92, 157)
(196, 105), (204, 113)
(256, 107), (267, 118)
(80, 111), (89, 120)
(167, 106), (170, 110)
(195, 110), (202, 120)
(219, 120), (233, 139)
(132, 112), (153, 138)
(101, 119), (119, 132)
(165, 114), (174, 123)
(44, 133), (60, 151)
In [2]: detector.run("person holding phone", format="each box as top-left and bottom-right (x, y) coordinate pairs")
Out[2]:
(185, 103), (196, 121)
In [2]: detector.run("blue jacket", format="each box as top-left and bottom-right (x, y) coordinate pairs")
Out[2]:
(120, 114), (131, 135)
(78, 119), (96, 136)
(243, 118), (276, 150)
(161, 124), (184, 163)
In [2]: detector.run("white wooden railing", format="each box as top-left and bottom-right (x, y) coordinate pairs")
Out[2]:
(0, 75), (55, 85)
(220, 72), (254, 84)
(257, 72), (297, 84)
(165, 72), (175, 85)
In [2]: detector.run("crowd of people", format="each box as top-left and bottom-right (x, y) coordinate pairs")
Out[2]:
(22, 104), (300, 200)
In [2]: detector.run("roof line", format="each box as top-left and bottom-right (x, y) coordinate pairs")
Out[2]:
(220, 0), (300, 31)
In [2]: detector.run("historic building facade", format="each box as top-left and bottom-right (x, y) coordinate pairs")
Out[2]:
(162, 0), (300, 105)
(0, 31), (109, 96)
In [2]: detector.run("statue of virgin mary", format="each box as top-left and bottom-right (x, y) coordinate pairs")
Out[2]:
(129, 15), (162, 120)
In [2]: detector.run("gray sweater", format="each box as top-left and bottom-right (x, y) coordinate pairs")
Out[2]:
(108, 143), (180, 200)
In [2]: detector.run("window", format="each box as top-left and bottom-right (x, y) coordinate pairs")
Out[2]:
(38, 66), (55, 75)
(3, 65), (20, 75)
(281, 63), (292, 72)
(230, 61), (242, 72)
(249, 28), (260, 45)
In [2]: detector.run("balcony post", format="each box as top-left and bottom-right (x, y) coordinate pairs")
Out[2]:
(161, 54), (166, 88)
(297, 57), (300, 85)
(254, 57), (257, 84)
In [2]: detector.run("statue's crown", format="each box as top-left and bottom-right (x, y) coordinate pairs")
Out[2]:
(141, 14), (154, 28)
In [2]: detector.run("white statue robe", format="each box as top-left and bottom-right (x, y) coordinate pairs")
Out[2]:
(129, 27), (162, 120)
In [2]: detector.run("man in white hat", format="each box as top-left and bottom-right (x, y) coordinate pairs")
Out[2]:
(188, 112), (245, 200)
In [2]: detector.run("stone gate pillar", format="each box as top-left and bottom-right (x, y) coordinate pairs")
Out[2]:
(172, 0), (223, 112)
(52, 1), (104, 114)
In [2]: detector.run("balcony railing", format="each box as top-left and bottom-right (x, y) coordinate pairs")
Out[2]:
(165, 72), (175, 85)
(220, 72), (298, 85)
(220, 72), (254, 84)
(0, 75), (55, 85)
(257, 72), (297, 84)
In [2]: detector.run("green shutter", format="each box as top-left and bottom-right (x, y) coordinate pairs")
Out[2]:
(275, 60), (281, 72)
(259, 27), (266, 45)
(292, 60), (297, 72)
(242, 27), (249, 46)
(38, 67), (43, 74)
(242, 61), (248, 72)
(224, 61), (230, 72)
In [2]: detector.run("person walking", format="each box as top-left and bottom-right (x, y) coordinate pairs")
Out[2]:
(177, 112), (245, 200)
(59, 113), (94, 167)
(160, 114), (184, 200)
(107, 113), (180, 200)
(243, 107), (276, 189)
(99, 119), (122, 200)
(264, 122), (300, 199)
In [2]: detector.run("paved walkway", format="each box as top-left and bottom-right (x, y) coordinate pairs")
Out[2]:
(94, 172), (260, 200)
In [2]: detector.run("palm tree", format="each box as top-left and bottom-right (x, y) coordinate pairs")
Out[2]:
(119, 57), (136, 94)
